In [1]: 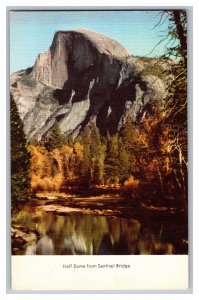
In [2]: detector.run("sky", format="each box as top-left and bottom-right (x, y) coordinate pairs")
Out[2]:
(10, 10), (171, 74)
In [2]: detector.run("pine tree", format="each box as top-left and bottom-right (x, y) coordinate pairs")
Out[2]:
(118, 138), (130, 182)
(121, 116), (141, 176)
(80, 123), (105, 185)
(90, 123), (105, 185)
(10, 94), (30, 204)
(104, 133), (120, 184)
(80, 127), (92, 184)
(45, 121), (67, 151)
(121, 116), (135, 155)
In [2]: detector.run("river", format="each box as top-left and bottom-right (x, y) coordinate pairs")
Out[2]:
(11, 193), (188, 255)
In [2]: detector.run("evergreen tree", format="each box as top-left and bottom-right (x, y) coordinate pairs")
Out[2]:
(118, 138), (130, 182)
(90, 123), (105, 185)
(104, 133), (120, 184)
(45, 121), (67, 151)
(121, 116), (135, 155)
(10, 94), (30, 204)
(80, 123), (105, 185)
(80, 127), (92, 184)
(121, 116), (141, 176)
(70, 142), (84, 178)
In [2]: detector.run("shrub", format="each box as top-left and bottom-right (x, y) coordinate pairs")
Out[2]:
(122, 176), (140, 205)
(123, 175), (139, 195)
(140, 64), (167, 81)
(123, 176), (139, 191)
(31, 173), (64, 192)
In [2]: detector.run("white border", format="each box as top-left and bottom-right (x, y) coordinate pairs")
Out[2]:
(11, 256), (189, 291)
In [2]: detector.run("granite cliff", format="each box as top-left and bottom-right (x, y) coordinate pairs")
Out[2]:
(10, 29), (166, 141)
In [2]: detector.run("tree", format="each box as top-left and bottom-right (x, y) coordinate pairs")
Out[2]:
(121, 115), (148, 178)
(45, 121), (67, 151)
(164, 10), (187, 206)
(117, 139), (130, 182)
(90, 123), (105, 185)
(80, 127), (92, 185)
(28, 144), (75, 192)
(80, 123), (105, 185)
(163, 10), (187, 65)
(152, 10), (188, 206)
(104, 133), (120, 184)
(70, 142), (84, 178)
(10, 94), (30, 204)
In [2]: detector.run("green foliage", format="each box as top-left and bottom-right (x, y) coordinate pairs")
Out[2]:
(131, 55), (168, 81)
(118, 140), (130, 181)
(140, 63), (167, 81)
(45, 121), (67, 151)
(104, 134), (120, 183)
(11, 94), (30, 204)
(104, 133), (130, 184)
(80, 127), (92, 183)
(121, 116), (144, 176)
(132, 55), (153, 62)
(80, 124), (105, 185)
(121, 116), (135, 154)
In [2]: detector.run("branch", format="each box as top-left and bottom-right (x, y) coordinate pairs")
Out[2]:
(153, 12), (168, 29)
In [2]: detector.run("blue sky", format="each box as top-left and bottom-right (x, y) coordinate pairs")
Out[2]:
(10, 10), (170, 74)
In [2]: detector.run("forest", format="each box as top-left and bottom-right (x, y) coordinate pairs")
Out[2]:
(11, 78), (187, 209)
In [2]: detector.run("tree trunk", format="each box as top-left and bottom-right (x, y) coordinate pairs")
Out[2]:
(173, 10), (187, 66)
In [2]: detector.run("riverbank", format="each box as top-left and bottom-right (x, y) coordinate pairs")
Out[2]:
(33, 191), (187, 217)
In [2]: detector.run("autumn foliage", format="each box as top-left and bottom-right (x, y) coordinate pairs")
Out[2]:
(29, 144), (82, 192)
(27, 104), (187, 209)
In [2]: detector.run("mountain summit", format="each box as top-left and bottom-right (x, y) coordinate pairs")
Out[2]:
(10, 29), (165, 141)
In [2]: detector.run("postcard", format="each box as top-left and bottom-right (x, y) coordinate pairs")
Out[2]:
(10, 8), (189, 291)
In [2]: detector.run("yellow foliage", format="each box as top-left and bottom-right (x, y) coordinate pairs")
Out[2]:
(73, 142), (84, 159)
(31, 173), (64, 192)
(51, 148), (64, 173)
(124, 176), (139, 192)
(28, 145), (51, 177)
(60, 145), (73, 156)
(29, 145), (68, 192)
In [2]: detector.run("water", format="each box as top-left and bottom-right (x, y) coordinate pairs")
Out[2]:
(12, 201), (188, 255)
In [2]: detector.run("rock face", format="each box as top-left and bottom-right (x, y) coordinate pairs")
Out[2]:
(10, 29), (166, 141)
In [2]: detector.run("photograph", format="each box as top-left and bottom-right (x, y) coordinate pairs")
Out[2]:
(10, 9), (188, 258)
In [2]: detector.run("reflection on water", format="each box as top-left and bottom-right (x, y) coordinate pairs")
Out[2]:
(12, 207), (187, 255)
